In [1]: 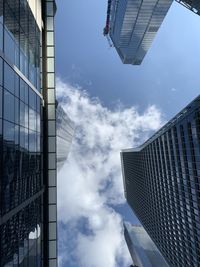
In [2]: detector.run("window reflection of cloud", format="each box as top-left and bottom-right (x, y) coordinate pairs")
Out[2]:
(29, 108), (36, 131)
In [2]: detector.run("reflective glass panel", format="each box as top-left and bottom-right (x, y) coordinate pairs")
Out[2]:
(4, 90), (14, 122)
(15, 73), (19, 97)
(0, 87), (2, 118)
(0, 58), (2, 86)
(14, 98), (19, 124)
(4, 63), (15, 94)
(3, 120), (14, 142)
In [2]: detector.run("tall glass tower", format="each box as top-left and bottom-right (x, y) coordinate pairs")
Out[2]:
(104, 0), (173, 65)
(121, 96), (200, 266)
(0, 0), (58, 266)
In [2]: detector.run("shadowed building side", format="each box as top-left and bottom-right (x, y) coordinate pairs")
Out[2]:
(121, 96), (200, 266)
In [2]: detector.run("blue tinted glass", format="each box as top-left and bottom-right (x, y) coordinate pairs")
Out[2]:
(36, 96), (40, 113)
(15, 124), (19, 145)
(29, 88), (36, 109)
(0, 0), (3, 24)
(0, 57), (2, 85)
(4, 30), (15, 64)
(29, 108), (36, 131)
(0, 87), (2, 118)
(0, 118), (2, 136)
(25, 83), (28, 104)
(0, 24), (2, 51)
(25, 128), (28, 149)
(20, 49), (25, 75)
(25, 105), (28, 128)
(4, 3), (15, 63)
(20, 101), (25, 127)
(20, 126), (25, 148)
(37, 113), (40, 133)
(4, 90), (14, 122)
(3, 120), (14, 141)
(15, 98), (19, 124)
(20, 79), (25, 102)
(4, 63), (15, 94)
(29, 130), (35, 152)
(15, 73), (19, 97)
(37, 132), (40, 152)
(15, 43), (20, 68)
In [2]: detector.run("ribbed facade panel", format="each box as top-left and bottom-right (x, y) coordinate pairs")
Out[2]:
(121, 96), (200, 266)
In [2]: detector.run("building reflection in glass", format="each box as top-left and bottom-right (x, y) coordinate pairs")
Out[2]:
(0, 1), (43, 265)
(56, 103), (75, 171)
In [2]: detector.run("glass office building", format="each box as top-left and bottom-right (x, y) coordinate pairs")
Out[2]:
(107, 0), (173, 65)
(124, 222), (169, 267)
(56, 103), (75, 171)
(121, 96), (200, 266)
(0, 0), (58, 266)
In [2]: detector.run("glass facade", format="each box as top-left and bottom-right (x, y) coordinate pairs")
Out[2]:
(56, 104), (75, 171)
(124, 223), (169, 267)
(121, 96), (200, 267)
(108, 0), (173, 65)
(0, 0), (57, 266)
(0, 0), (41, 90)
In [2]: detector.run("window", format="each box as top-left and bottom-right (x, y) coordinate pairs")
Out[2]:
(4, 90), (14, 122)
(0, 87), (2, 118)
(3, 120), (14, 142)
(4, 63), (15, 94)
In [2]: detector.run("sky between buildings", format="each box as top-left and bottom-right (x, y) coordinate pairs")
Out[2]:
(55, 1), (200, 266)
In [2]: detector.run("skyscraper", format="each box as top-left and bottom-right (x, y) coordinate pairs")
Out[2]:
(124, 222), (169, 267)
(104, 0), (173, 65)
(56, 103), (75, 171)
(0, 1), (60, 266)
(121, 96), (200, 266)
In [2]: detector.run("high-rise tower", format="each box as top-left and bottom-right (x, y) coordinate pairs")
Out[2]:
(0, 1), (63, 266)
(104, 0), (173, 65)
(121, 96), (200, 266)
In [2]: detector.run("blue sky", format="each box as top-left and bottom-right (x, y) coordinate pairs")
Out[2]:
(55, 1), (200, 266)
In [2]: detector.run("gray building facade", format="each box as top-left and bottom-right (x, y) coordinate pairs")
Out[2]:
(124, 222), (169, 267)
(106, 0), (173, 65)
(121, 96), (200, 266)
(56, 103), (75, 171)
(0, 0), (58, 266)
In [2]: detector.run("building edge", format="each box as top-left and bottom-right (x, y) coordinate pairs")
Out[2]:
(42, 1), (57, 266)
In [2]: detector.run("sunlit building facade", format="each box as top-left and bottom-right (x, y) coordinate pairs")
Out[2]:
(124, 223), (169, 267)
(107, 0), (173, 65)
(121, 96), (200, 266)
(0, 0), (58, 266)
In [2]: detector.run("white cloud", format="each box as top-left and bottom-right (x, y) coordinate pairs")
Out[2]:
(56, 78), (164, 267)
(171, 87), (177, 92)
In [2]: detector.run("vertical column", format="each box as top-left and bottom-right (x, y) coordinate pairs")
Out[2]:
(42, 0), (57, 266)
